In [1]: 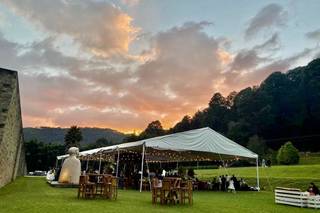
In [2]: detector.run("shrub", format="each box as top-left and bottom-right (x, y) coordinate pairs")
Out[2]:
(277, 142), (300, 165)
(187, 168), (195, 177)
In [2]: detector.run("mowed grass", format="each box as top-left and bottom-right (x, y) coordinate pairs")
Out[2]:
(0, 177), (318, 213)
(196, 164), (320, 191)
(300, 152), (320, 165)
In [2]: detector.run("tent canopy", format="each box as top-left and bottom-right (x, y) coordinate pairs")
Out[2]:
(57, 127), (258, 161)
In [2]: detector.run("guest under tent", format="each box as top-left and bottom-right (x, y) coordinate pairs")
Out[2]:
(56, 127), (259, 192)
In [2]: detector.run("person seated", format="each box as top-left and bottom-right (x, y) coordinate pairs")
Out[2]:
(308, 182), (319, 195)
(240, 178), (249, 191)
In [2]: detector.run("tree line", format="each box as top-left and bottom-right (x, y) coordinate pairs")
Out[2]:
(25, 126), (114, 172)
(125, 58), (320, 155)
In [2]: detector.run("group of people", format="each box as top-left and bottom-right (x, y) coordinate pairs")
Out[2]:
(211, 175), (251, 193)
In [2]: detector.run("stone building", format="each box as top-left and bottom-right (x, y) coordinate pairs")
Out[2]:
(0, 68), (26, 188)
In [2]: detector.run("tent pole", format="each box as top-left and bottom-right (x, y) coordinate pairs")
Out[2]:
(146, 160), (151, 191)
(55, 159), (58, 168)
(256, 157), (260, 191)
(86, 159), (89, 171)
(140, 143), (145, 192)
(98, 154), (102, 174)
(116, 148), (120, 178)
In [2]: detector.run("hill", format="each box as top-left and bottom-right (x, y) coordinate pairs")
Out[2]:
(23, 127), (126, 146)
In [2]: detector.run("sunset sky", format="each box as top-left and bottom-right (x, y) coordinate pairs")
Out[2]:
(0, 0), (319, 133)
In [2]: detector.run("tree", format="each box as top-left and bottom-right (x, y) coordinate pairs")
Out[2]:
(64, 126), (82, 152)
(247, 135), (268, 157)
(25, 140), (64, 172)
(205, 93), (230, 133)
(140, 120), (165, 139)
(83, 138), (113, 150)
(277, 141), (300, 165)
(171, 115), (192, 133)
(123, 133), (140, 143)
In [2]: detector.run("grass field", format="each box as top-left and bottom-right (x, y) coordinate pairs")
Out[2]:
(196, 164), (320, 191)
(0, 177), (318, 213)
(299, 152), (320, 165)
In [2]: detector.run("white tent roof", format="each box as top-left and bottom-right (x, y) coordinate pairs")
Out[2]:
(57, 127), (257, 160)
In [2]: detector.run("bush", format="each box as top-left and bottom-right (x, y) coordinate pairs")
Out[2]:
(187, 168), (195, 177)
(277, 142), (300, 165)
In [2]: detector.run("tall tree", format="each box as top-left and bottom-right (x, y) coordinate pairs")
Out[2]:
(171, 115), (192, 133)
(140, 120), (165, 139)
(64, 126), (82, 152)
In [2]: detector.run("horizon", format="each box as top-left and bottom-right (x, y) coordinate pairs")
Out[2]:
(0, 0), (320, 132)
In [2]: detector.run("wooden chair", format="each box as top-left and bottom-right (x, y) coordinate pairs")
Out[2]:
(102, 175), (112, 199)
(110, 177), (118, 200)
(171, 178), (181, 204)
(161, 180), (173, 204)
(151, 178), (162, 204)
(78, 175), (87, 199)
(78, 175), (96, 199)
(180, 180), (193, 205)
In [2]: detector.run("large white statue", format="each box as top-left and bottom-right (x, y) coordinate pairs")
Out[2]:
(58, 147), (81, 184)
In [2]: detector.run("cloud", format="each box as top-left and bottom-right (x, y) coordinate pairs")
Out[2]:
(2, 0), (138, 57)
(306, 29), (320, 41)
(229, 49), (265, 72)
(253, 33), (281, 52)
(0, 33), (20, 69)
(228, 33), (280, 75)
(245, 4), (287, 39)
(225, 48), (315, 91)
(0, 1), (317, 133)
(0, 21), (228, 131)
(121, 0), (141, 6)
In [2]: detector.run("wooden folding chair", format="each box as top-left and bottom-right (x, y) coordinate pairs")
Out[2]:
(151, 178), (162, 204)
(110, 177), (118, 200)
(78, 175), (96, 199)
(102, 175), (112, 199)
(161, 180), (173, 205)
(180, 180), (193, 205)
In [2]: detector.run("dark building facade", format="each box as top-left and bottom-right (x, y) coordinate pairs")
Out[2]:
(0, 68), (26, 188)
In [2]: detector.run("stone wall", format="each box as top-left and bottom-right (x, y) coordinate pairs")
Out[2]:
(0, 68), (26, 188)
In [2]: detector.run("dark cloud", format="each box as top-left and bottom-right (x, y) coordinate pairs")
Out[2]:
(306, 29), (320, 41)
(245, 4), (287, 39)
(229, 49), (265, 72)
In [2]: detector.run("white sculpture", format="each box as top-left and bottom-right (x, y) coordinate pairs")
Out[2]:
(58, 147), (81, 184)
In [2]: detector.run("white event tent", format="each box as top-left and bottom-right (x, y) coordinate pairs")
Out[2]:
(57, 127), (260, 191)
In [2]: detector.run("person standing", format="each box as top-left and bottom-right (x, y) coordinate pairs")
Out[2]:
(221, 175), (226, 191)
(218, 176), (222, 191)
(228, 179), (236, 193)
(226, 174), (230, 189)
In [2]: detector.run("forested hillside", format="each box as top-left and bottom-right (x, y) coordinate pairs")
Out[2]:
(127, 58), (320, 152)
(23, 127), (126, 146)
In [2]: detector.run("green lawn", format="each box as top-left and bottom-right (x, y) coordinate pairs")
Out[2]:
(196, 164), (320, 191)
(300, 152), (320, 165)
(0, 177), (317, 213)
